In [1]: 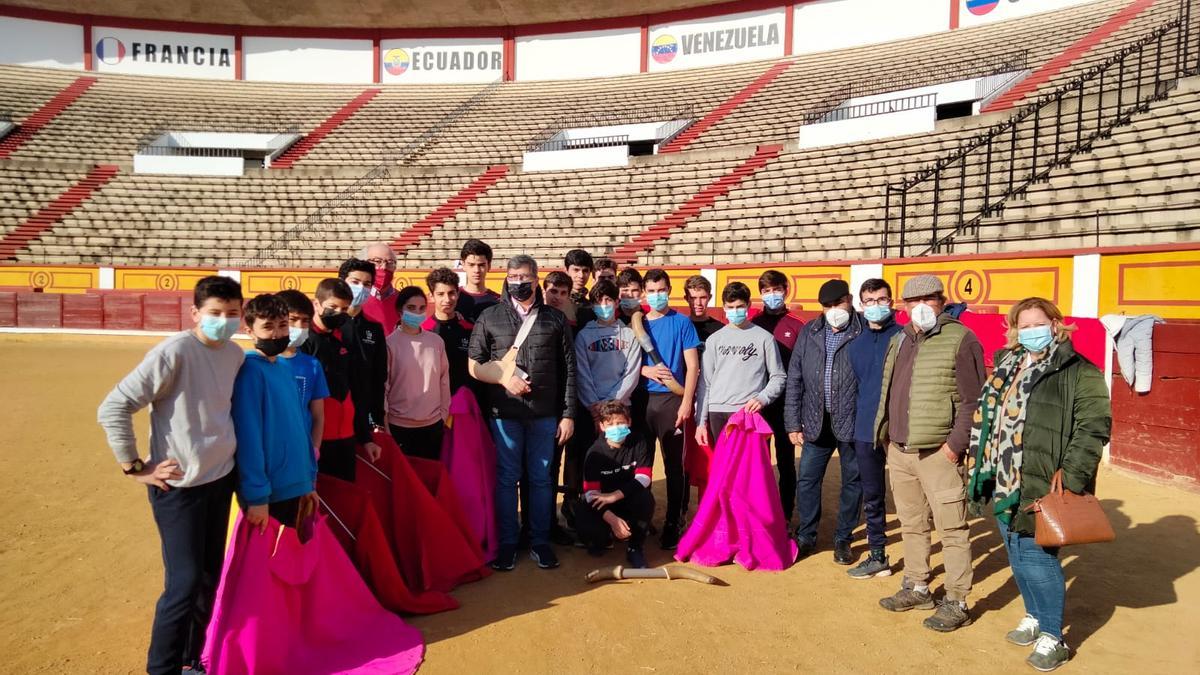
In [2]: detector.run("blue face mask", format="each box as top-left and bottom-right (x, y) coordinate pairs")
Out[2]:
(401, 311), (425, 329)
(199, 315), (241, 343)
(287, 326), (309, 348)
(349, 282), (370, 308)
(604, 424), (632, 443)
(762, 292), (785, 310)
(725, 307), (748, 325)
(1019, 325), (1054, 353)
(594, 303), (616, 321)
(864, 305), (892, 323)
(620, 297), (642, 312)
(646, 291), (670, 312)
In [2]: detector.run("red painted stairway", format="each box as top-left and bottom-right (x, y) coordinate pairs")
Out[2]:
(658, 61), (794, 154)
(0, 164), (120, 260)
(982, 0), (1156, 112)
(0, 76), (98, 159)
(271, 88), (382, 168)
(610, 144), (784, 265)
(391, 164), (510, 254)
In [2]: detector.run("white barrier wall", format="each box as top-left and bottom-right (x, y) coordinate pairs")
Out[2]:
(93, 26), (235, 79)
(380, 38), (503, 84)
(523, 144), (630, 172)
(243, 37), (372, 84)
(647, 7), (786, 72)
(958, 0), (1099, 28)
(793, 0), (945, 55)
(0, 16), (83, 70)
(516, 28), (641, 80)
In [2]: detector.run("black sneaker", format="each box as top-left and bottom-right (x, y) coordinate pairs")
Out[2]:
(626, 546), (648, 569)
(794, 536), (817, 561)
(659, 522), (681, 550)
(490, 545), (517, 572)
(833, 539), (854, 565)
(530, 544), (560, 569)
(848, 548), (892, 579)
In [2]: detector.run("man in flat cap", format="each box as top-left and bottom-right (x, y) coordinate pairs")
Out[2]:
(784, 278), (864, 565)
(874, 274), (984, 632)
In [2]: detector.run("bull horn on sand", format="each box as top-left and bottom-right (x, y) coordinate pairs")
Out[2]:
(585, 565), (726, 585)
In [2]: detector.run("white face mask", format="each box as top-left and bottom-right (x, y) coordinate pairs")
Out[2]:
(824, 307), (850, 330)
(911, 303), (938, 332)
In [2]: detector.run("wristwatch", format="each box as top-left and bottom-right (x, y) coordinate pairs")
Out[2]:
(123, 459), (145, 475)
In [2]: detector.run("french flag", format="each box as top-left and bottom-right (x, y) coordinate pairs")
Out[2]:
(95, 37), (125, 65)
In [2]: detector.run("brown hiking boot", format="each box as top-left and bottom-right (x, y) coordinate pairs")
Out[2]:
(923, 598), (973, 632)
(878, 581), (935, 612)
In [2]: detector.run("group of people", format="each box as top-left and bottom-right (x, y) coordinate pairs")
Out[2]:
(98, 238), (1110, 674)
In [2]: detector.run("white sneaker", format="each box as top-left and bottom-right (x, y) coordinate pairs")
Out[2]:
(1027, 634), (1070, 672)
(1006, 614), (1040, 646)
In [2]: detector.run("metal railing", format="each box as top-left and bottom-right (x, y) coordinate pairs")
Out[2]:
(801, 49), (1028, 125)
(882, 5), (1198, 258)
(525, 103), (695, 151)
(655, 118), (692, 146)
(242, 78), (502, 267)
(813, 93), (938, 124)
(534, 134), (630, 152)
(135, 145), (244, 157)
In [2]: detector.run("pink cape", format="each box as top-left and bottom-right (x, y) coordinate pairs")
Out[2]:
(439, 387), (498, 560)
(202, 515), (425, 674)
(675, 410), (798, 571)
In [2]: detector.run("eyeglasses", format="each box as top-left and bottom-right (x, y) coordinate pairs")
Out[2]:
(367, 257), (397, 270)
(862, 298), (892, 307)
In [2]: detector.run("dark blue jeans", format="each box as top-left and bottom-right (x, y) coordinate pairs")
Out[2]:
(998, 518), (1065, 639)
(854, 440), (888, 549)
(794, 439), (862, 545)
(491, 416), (557, 548)
(146, 471), (235, 675)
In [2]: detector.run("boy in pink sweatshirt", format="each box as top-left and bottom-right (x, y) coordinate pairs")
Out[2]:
(385, 285), (451, 459)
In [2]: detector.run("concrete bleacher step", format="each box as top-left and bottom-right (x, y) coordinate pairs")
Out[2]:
(0, 76), (97, 159)
(0, 164), (119, 260)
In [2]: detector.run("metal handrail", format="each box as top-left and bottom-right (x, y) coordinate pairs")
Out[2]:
(813, 93), (938, 124)
(525, 103), (695, 150)
(136, 145), (244, 157)
(533, 134), (630, 152)
(882, 4), (1198, 258)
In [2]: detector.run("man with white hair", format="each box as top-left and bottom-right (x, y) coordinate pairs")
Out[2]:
(360, 242), (400, 336)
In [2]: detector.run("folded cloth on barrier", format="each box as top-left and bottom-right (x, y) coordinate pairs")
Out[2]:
(439, 387), (498, 560)
(203, 514), (424, 674)
(675, 410), (797, 571)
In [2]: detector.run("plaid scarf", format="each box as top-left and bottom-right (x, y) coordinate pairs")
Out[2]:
(967, 342), (1057, 524)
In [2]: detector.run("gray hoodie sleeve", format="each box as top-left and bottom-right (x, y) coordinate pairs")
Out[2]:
(698, 344), (716, 426)
(755, 335), (787, 406)
(574, 329), (599, 410)
(613, 326), (644, 406)
(97, 346), (177, 463)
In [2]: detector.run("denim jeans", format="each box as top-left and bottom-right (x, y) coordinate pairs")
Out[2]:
(491, 416), (558, 548)
(794, 439), (862, 545)
(998, 517), (1065, 639)
(854, 440), (888, 549)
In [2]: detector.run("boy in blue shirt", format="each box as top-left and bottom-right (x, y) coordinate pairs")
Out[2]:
(277, 289), (330, 449)
(638, 269), (700, 549)
(232, 294), (318, 531)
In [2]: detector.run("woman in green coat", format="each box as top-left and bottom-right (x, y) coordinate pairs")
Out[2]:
(967, 297), (1111, 672)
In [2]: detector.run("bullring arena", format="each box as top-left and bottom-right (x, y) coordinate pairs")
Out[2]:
(1, 0), (1199, 673)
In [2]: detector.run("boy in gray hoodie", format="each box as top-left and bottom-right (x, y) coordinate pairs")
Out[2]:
(695, 282), (786, 447)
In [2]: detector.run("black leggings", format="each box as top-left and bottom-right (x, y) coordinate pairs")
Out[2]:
(389, 421), (445, 460)
(644, 392), (685, 526)
(575, 483), (654, 550)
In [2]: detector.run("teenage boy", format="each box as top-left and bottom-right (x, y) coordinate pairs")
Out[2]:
(569, 279), (643, 527)
(594, 257), (618, 285)
(785, 279), (864, 565)
(277, 289), (329, 448)
(338, 258), (388, 442)
(846, 279), (903, 580)
(543, 270), (575, 326)
(425, 267), (474, 393)
(468, 254), (576, 571)
(638, 269), (700, 549)
(752, 270), (806, 523)
(564, 248), (594, 325)
(684, 274), (725, 346)
(359, 242), (400, 336)
(457, 238), (502, 323)
(695, 282), (786, 445)
(616, 267), (644, 325)
(577, 401), (654, 569)
(97, 275), (244, 675)
(232, 294), (318, 532)
(301, 279), (381, 481)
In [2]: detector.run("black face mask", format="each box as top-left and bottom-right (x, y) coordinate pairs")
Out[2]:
(508, 281), (534, 302)
(321, 311), (349, 330)
(256, 335), (291, 357)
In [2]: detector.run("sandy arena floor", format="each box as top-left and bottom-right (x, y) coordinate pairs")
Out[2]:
(0, 334), (1197, 674)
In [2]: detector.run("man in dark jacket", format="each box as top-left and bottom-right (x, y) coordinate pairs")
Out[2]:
(845, 278), (903, 579)
(469, 254), (576, 572)
(338, 258), (389, 438)
(784, 279), (863, 564)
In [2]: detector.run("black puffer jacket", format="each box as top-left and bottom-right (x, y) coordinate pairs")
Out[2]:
(784, 311), (863, 443)
(468, 285), (577, 420)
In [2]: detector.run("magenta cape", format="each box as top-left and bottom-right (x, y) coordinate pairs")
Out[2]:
(440, 387), (498, 560)
(675, 410), (798, 571)
(203, 515), (425, 674)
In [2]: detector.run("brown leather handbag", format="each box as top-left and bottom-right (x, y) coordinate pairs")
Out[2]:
(1024, 469), (1115, 547)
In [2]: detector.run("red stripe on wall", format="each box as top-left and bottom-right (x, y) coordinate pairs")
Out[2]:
(372, 38), (381, 83)
(503, 30), (515, 81)
(82, 20), (92, 71)
(949, 0), (960, 31)
(640, 22), (649, 72)
(784, 3), (794, 55)
(234, 32), (243, 80)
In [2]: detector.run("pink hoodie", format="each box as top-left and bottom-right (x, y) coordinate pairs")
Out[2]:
(385, 329), (450, 428)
